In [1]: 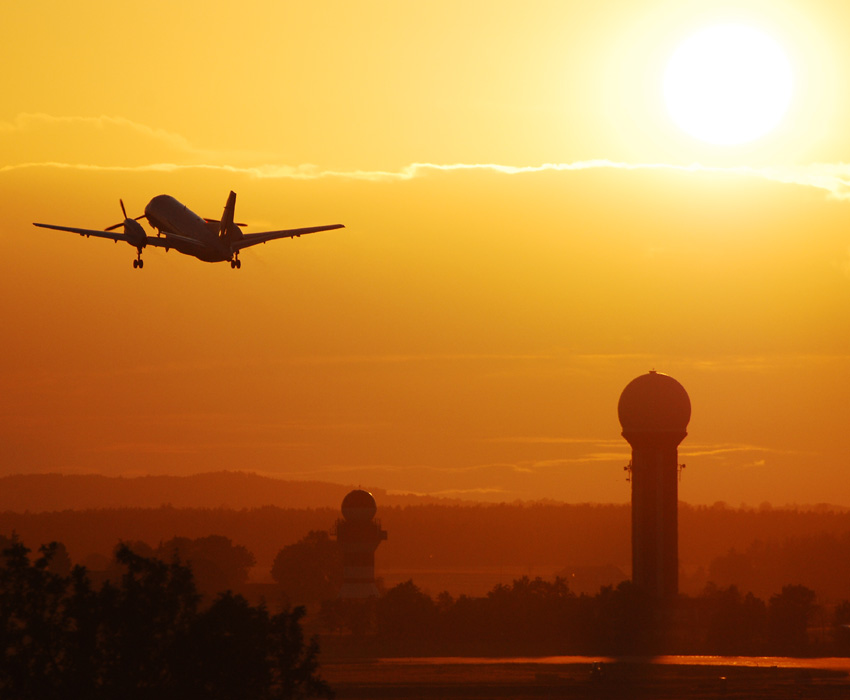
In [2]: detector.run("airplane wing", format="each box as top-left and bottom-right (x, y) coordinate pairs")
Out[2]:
(231, 224), (344, 252)
(144, 236), (170, 249)
(33, 222), (128, 242)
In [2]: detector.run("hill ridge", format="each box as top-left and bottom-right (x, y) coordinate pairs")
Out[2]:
(0, 471), (466, 513)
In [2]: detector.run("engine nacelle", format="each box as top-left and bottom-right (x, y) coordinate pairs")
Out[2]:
(124, 218), (147, 249)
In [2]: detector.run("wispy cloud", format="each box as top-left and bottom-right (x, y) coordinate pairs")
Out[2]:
(287, 353), (556, 366)
(0, 113), (264, 167)
(687, 354), (850, 373)
(404, 487), (511, 498)
(484, 436), (622, 446)
(6, 156), (850, 200)
(680, 443), (808, 458)
(0, 114), (195, 148)
(5, 112), (850, 198)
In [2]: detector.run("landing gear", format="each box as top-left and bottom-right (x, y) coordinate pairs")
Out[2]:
(230, 255), (241, 269)
(133, 248), (144, 269)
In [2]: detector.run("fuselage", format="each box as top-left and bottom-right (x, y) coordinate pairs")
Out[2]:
(144, 194), (231, 262)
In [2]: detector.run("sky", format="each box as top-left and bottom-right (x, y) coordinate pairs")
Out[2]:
(3, 0), (850, 506)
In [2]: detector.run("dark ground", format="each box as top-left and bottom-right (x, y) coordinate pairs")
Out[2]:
(320, 658), (850, 699)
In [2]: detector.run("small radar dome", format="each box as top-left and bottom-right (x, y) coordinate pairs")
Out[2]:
(618, 370), (691, 434)
(341, 489), (377, 521)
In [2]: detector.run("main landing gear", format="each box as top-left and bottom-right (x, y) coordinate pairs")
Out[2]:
(133, 248), (144, 269)
(230, 254), (241, 269)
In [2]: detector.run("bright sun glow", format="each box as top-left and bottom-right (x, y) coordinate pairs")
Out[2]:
(664, 25), (793, 145)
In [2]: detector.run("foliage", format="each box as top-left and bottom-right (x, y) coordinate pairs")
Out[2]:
(376, 580), (436, 650)
(833, 600), (850, 652)
(326, 576), (847, 658)
(707, 531), (850, 601)
(701, 583), (767, 655)
(271, 530), (343, 605)
(8, 500), (850, 603)
(0, 541), (74, 699)
(768, 584), (817, 655)
(156, 535), (256, 596)
(0, 540), (333, 700)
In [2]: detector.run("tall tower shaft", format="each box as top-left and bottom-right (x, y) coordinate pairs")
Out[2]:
(618, 371), (690, 600)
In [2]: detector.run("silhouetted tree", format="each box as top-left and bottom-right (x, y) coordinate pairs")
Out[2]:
(833, 600), (850, 653)
(272, 531), (343, 605)
(97, 544), (200, 699)
(157, 535), (256, 597)
(482, 576), (576, 653)
(183, 592), (333, 700)
(768, 584), (817, 655)
(45, 541), (72, 577)
(269, 604), (334, 700)
(702, 583), (767, 654)
(61, 564), (104, 697)
(592, 581), (656, 654)
(104, 540), (156, 582)
(376, 580), (436, 651)
(0, 540), (333, 699)
(0, 541), (74, 699)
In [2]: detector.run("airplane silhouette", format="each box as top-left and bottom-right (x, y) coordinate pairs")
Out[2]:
(34, 191), (344, 269)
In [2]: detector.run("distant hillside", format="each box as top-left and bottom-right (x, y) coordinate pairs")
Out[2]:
(0, 471), (462, 513)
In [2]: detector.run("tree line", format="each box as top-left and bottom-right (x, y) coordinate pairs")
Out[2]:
(267, 530), (850, 658)
(4, 528), (850, 695)
(319, 577), (850, 659)
(4, 502), (850, 597)
(0, 539), (333, 700)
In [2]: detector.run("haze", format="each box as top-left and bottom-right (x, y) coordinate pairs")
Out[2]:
(3, 1), (850, 507)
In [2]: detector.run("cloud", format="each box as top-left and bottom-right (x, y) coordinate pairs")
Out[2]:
(484, 436), (622, 446)
(686, 354), (850, 373)
(8, 157), (850, 200)
(405, 487), (511, 498)
(0, 113), (262, 168)
(286, 353), (556, 366)
(680, 443), (805, 459)
(5, 113), (850, 199)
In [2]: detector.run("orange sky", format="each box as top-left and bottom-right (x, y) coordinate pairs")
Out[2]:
(3, 1), (850, 505)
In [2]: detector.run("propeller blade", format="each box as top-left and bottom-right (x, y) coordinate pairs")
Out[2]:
(103, 200), (145, 231)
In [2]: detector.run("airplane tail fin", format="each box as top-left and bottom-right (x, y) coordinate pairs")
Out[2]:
(218, 191), (243, 245)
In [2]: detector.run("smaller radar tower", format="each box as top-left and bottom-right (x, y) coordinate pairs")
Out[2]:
(334, 489), (387, 598)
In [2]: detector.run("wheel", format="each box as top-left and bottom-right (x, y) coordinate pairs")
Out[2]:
(138, 259), (144, 269)
(133, 259), (138, 268)
(236, 259), (241, 269)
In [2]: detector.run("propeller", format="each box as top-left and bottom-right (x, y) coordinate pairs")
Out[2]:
(105, 199), (146, 231)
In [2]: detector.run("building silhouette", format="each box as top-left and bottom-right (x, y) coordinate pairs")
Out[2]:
(334, 489), (387, 598)
(618, 371), (690, 600)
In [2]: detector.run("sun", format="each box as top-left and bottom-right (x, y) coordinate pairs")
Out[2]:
(664, 25), (793, 145)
